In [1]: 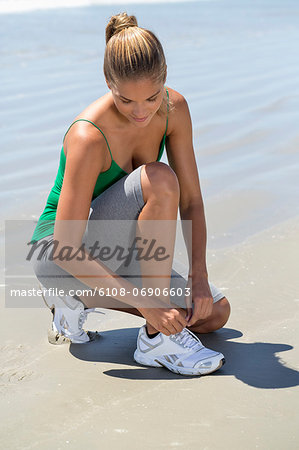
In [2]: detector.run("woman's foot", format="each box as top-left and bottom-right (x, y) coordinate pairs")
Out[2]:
(41, 285), (101, 344)
(134, 325), (225, 376)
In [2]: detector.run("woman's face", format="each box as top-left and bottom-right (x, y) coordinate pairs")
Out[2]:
(108, 78), (165, 128)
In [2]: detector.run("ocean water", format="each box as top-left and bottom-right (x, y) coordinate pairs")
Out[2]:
(1, 0), (299, 249)
(0, 0), (198, 14)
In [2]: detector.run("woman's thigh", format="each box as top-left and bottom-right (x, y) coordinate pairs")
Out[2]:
(88, 164), (145, 221)
(31, 165), (147, 294)
(81, 164), (146, 273)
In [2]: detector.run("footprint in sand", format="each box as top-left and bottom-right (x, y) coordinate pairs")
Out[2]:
(0, 341), (40, 390)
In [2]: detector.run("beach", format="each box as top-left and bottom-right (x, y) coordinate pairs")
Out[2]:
(1, 0), (299, 448)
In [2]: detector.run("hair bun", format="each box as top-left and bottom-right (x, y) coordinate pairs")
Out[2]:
(106, 13), (138, 44)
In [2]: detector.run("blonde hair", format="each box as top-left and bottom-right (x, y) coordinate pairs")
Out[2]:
(104, 13), (170, 114)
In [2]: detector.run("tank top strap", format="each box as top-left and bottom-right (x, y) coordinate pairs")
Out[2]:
(165, 87), (169, 137)
(62, 119), (113, 161)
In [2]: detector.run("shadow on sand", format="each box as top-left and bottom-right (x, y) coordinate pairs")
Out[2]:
(69, 327), (299, 388)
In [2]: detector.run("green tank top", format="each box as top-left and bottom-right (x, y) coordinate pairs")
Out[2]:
(30, 87), (169, 244)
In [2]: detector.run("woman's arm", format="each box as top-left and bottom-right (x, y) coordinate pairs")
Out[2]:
(165, 90), (214, 324)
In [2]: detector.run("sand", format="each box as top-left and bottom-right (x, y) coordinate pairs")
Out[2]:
(1, 217), (298, 449)
(1, 0), (299, 448)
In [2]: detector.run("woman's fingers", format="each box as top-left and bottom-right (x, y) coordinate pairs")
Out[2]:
(173, 310), (188, 332)
(173, 308), (188, 329)
(142, 307), (188, 336)
(187, 298), (213, 326)
(164, 316), (181, 335)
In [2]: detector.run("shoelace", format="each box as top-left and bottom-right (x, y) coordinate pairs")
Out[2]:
(78, 308), (104, 330)
(173, 328), (204, 350)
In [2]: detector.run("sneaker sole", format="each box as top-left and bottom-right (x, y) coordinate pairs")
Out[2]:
(133, 350), (164, 368)
(134, 349), (225, 376)
(48, 328), (71, 345)
(155, 355), (225, 376)
(48, 329), (100, 345)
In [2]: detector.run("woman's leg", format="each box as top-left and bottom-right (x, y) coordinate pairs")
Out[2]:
(77, 161), (230, 333)
(135, 162), (180, 333)
(187, 297), (231, 333)
(78, 161), (179, 309)
(32, 162), (176, 304)
(30, 164), (149, 302)
(31, 161), (229, 335)
(83, 296), (231, 334)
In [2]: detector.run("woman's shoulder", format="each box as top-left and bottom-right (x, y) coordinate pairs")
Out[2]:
(166, 86), (190, 117)
(72, 92), (114, 131)
(166, 86), (191, 133)
(63, 93), (114, 150)
(166, 86), (187, 105)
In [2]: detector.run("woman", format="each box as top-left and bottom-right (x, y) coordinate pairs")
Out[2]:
(29, 13), (230, 376)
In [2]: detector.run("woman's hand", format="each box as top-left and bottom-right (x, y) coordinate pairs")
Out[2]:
(138, 306), (187, 336)
(185, 277), (214, 327)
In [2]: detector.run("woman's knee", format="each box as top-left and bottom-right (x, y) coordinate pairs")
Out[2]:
(211, 297), (231, 330)
(140, 162), (180, 203)
(189, 297), (231, 333)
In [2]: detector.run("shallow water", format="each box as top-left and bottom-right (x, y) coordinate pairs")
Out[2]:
(1, 0), (299, 249)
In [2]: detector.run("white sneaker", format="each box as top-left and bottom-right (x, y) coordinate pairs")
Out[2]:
(134, 325), (225, 376)
(40, 286), (102, 344)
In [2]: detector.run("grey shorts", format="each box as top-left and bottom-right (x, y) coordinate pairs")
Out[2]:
(30, 164), (224, 308)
